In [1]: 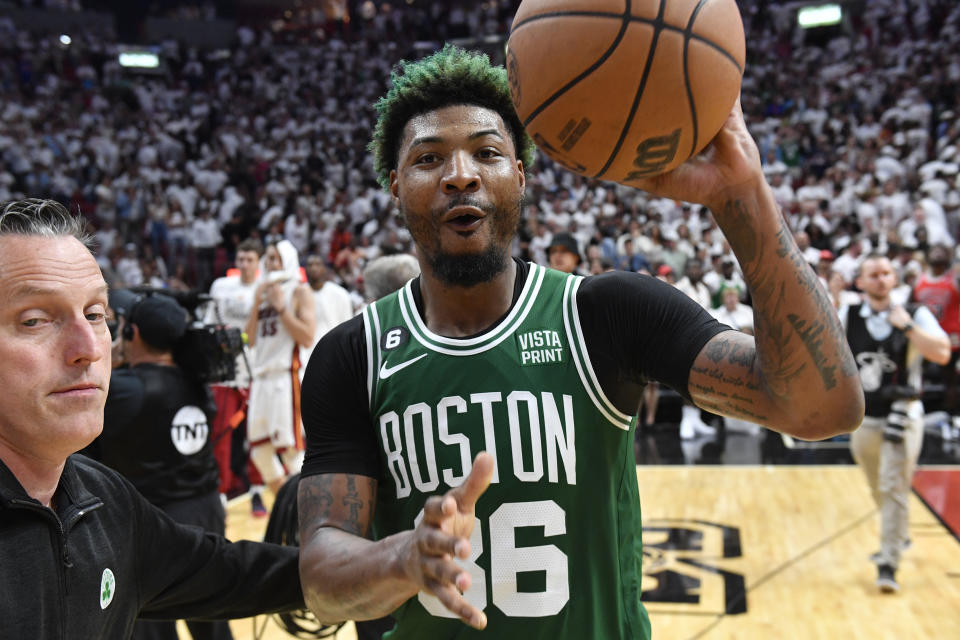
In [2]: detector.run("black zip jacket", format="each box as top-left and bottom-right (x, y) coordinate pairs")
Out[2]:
(0, 454), (303, 639)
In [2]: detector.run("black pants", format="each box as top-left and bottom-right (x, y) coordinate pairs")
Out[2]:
(133, 492), (233, 640)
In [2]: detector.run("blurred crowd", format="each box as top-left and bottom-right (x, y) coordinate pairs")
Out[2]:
(0, 0), (958, 327)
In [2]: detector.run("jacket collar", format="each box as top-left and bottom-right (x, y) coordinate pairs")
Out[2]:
(0, 455), (103, 519)
(0, 456), (32, 506)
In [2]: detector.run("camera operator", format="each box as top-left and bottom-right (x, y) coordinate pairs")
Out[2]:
(94, 293), (230, 640)
(204, 238), (268, 515)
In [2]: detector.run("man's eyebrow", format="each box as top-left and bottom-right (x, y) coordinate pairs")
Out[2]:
(469, 129), (504, 141)
(408, 129), (505, 148)
(10, 283), (109, 299)
(409, 135), (442, 148)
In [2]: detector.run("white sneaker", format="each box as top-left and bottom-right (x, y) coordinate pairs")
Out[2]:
(693, 420), (716, 435)
(680, 406), (714, 440)
(680, 419), (716, 439)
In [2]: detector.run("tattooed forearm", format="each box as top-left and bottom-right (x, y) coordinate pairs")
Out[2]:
(298, 476), (416, 623)
(719, 199), (760, 264)
(736, 218), (855, 397)
(786, 313), (838, 390)
(749, 283), (808, 396)
(775, 221), (858, 380)
(704, 187), (863, 435)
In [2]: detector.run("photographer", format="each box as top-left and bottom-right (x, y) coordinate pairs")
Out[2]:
(842, 254), (950, 594)
(95, 293), (229, 640)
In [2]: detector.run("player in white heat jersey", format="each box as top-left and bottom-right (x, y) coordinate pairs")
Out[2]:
(244, 239), (315, 496)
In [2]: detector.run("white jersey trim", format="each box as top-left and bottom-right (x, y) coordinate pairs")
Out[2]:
(367, 302), (386, 407)
(563, 276), (633, 430)
(399, 263), (546, 356)
(363, 304), (376, 407)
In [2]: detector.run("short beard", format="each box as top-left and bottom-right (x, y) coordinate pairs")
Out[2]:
(429, 243), (510, 288)
(401, 194), (521, 288)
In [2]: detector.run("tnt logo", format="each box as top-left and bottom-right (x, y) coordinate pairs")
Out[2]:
(623, 129), (681, 181)
(641, 519), (747, 615)
(170, 405), (209, 456)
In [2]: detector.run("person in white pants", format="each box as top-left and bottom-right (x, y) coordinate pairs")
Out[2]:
(841, 254), (950, 593)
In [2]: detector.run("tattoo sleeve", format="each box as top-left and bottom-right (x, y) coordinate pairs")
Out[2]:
(722, 198), (857, 395)
(690, 189), (863, 436)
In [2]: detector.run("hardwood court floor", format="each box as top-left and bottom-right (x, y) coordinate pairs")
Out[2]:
(185, 465), (960, 640)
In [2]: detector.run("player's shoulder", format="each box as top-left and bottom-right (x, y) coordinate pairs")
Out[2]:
(317, 312), (366, 350)
(307, 314), (367, 380)
(577, 269), (672, 299)
(209, 274), (240, 292)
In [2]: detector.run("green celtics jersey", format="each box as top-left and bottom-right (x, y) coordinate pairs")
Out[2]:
(362, 263), (651, 639)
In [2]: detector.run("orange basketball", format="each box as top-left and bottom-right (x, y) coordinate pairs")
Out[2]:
(506, 0), (745, 183)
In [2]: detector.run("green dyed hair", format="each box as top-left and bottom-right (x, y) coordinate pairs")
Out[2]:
(370, 43), (536, 190)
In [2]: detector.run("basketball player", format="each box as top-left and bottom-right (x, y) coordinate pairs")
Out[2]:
(843, 253), (950, 593)
(0, 199), (302, 638)
(301, 253), (354, 377)
(245, 239), (316, 497)
(297, 45), (863, 638)
(205, 238), (263, 511)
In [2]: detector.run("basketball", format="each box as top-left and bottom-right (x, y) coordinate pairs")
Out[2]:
(506, 0), (746, 183)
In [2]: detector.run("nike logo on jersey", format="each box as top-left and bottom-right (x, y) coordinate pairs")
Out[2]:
(379, 353), (429, 379)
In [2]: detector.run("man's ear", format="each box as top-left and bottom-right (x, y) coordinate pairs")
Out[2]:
(389, 170), (406, 224)
(389, 169), (400, 203)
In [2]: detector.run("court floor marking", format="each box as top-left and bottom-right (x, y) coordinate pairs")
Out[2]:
(678, 508), (875, 640)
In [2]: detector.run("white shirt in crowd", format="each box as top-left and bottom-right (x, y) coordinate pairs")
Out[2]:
(711, 302), (755, 333)
(191, 216), (222, 249)
(300, 280), (355, 372)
